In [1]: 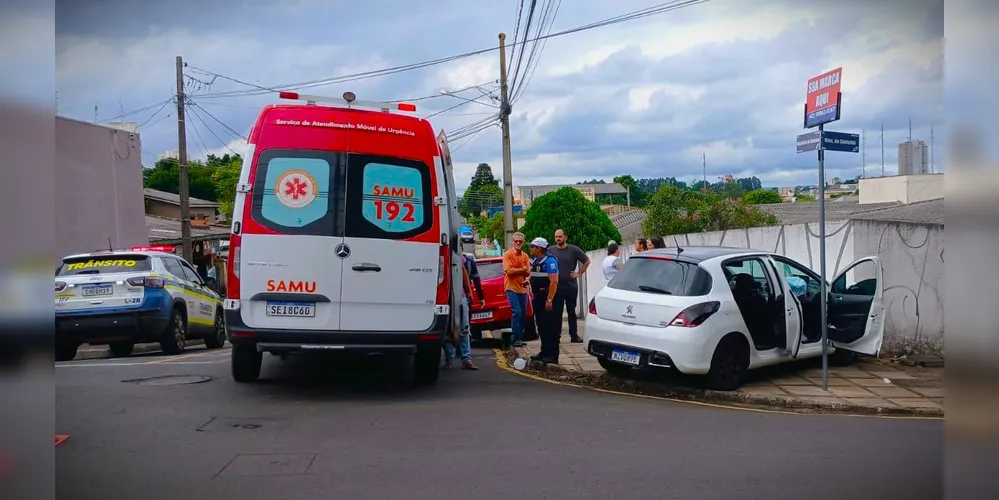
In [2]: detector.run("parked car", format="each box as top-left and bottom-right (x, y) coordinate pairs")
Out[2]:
(467, 256), (537, 342)
(459, 225), (474, 244)
(584, 246), (885, 390)
(54, 247), (226, 361)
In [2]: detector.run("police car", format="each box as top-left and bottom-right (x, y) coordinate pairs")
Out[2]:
(54, 246), (225, 362)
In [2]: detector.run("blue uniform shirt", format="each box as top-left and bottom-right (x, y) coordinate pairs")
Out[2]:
(531, 254), (559, 279)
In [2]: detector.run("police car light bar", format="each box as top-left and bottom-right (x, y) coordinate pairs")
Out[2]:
(278, 91), (417, 113)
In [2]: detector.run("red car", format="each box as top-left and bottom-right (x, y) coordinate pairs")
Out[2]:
(467, 256), (537, 342)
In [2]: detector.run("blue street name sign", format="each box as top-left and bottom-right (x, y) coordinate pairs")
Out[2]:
(796, 131), (821, 153)
(795, 130), (860, 153)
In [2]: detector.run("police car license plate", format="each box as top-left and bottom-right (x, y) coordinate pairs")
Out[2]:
(471, 311), (492, 320)
(81, 284), (113, 297)
(610, 349), (641, 366)
(266, 301), (315, 317)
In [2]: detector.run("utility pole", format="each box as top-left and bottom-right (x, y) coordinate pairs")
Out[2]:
(497, 33), (515, 249)
(175, 55), (193, 263)
(908, 117), (912, 143)
(702, 152), (707, 189)
(626, 187), (631, 207)
(861, 128), (866, 178)
(930, 124), (935, 173)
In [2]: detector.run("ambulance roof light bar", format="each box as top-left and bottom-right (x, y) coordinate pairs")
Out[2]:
(278, 91), (417, 113)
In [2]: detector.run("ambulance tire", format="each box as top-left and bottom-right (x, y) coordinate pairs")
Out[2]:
(413, 345), (441, 386)
(55, 341), (79, 362)
(231, 344), (262, 383)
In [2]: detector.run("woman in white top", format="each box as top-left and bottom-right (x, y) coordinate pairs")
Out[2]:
(602, 242), (624, 281)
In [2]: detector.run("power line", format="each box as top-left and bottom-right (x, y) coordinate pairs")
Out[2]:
(187, 103), (240, 156)
(510, 0), (539, 93)
(185, 106), (213, 160)
(509, 0), (526, 68)
(99, 96), (175, 123)
(188, 101), (247, 141)
(189, 0), (711, 100)
(512, 0), (562, 103)
(137, 99), (173, 128)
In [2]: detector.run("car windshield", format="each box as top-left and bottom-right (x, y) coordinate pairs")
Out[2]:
(56, 255), (152, 276)
(608, 257), (712, 296)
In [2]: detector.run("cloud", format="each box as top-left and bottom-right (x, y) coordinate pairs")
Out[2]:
(57, 0), (945, 189)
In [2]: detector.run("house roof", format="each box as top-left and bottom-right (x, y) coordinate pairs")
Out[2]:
(610, 209), (648, 242)
(144, 188), (220, 208)
(519, 183), (629, 195)
(146, 215), (230, 243)
(849, 198), (944, 225)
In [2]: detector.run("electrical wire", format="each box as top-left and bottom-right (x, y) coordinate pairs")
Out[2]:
(509, 0), (526, 68)
(185, 107), (213, 161)
(101, 96), (175, 123)
(188, 0), (711, 100)
(137, 99), (173, 128)
(450, 125), (493, 153)
(187, 103), (240, 156)
(512, 0), (561, 103)
(509, 0), (538, 92)
(188, 101), (247, 141)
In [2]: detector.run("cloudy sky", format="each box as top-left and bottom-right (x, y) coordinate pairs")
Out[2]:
(56, 0), (944, 191)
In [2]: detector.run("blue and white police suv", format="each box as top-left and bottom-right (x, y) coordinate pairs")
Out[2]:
(54, 246), (225, 361)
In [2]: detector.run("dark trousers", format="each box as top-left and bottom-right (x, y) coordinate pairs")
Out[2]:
(554, 285), (579, 340)
(532, 289), (564, 361)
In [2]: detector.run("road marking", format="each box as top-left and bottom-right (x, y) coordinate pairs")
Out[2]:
(491, 347), (943, 421)
(57, 361), (223, 368)
(143, 348), (230, 364)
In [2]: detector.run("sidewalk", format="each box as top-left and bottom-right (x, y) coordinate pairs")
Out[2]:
(507, 321), (944, 417)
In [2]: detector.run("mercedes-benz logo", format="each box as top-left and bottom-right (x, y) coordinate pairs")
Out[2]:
(335, 243), (350, 259)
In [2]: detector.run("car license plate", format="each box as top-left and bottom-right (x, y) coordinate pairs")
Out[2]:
(81, 284), (113, 297)
(266, 301), (315, 317)
(471, 311), (493, 320)
(610, 349), (641, 366)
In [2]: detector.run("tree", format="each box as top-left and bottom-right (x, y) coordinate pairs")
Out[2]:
(613, 174), (645, 207)
(208, 154), (243, 220)
(467, 163), (499, 192)
(743, 189), (783, 205)
(643, 185), (778, 238)
(519, 187), (621, 252)
(460, 183), (503, 216)
(143, 158), (219, 202)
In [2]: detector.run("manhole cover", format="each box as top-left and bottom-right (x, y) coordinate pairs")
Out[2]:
(123, 375), (213, 386)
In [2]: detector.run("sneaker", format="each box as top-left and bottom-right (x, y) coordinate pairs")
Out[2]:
(570, 338), (583, 344)
(462, 360), (479, 370)
(512, 341), (525, 348)
(443, 361), (453, 370)
(530, 353), (545, 362)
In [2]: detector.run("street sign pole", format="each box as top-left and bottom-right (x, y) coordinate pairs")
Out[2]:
(817, 123), (829, 391)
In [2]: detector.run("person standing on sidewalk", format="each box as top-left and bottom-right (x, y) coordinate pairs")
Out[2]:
(443, 254), (480, 370)
(527, 237), (560, 364)
(602, 242), (623, 282)
(548, 229), (590, 343)
(502, 232), (531, 348)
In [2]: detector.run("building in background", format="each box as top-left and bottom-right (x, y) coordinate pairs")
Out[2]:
(55, 116), (149, 262)
(516, 183), (630, 208)
(898, 140), (929, 175)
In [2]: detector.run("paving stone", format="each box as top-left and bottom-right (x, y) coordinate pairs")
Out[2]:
(868, 370), (916, 380)
(804, 377), (855, 386)
(782, 385), (834, 396)
(828, 386), (876, 398)
(888, 398), (943, 410)
(741, 385), (789, 396)
(909, 387), (946, 398)
(770, 376), (813, 385)
(845, 377), (891, 387)
(866, 386), (920, 398)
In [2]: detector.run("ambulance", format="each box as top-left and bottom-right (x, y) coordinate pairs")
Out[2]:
(224, 91), (463, 385)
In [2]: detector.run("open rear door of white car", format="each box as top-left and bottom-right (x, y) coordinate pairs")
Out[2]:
(764, 257), (803, 357)
(827, 256), (885, 356)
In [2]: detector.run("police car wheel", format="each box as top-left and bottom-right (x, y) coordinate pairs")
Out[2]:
(160, 308), (187, 355)
(204, 310), (226, 349)
(109, 342), (134, 357)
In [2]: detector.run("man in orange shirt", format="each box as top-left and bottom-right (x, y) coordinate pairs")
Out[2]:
(502, 232), (531, 348)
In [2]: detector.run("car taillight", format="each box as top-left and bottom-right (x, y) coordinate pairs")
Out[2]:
(55, 281), (66, 292)
(227, 235), (241, 299)
(127, 277), (164, 289)
(588, 298), (597, 315)
(667, 301), (720, 327)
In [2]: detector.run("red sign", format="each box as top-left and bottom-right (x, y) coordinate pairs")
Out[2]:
(804, 67), (842, 128)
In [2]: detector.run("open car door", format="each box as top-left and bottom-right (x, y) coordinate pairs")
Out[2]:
(827, 256), (885, 356)
(764, 257), (803, 357)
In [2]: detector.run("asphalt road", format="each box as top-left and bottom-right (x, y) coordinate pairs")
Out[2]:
(56, 343), (942, 500)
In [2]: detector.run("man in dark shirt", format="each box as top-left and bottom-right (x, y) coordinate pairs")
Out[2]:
(547, 229), (590, 343)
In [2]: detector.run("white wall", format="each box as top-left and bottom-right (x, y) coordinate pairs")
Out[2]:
(859, 174), (945, 204)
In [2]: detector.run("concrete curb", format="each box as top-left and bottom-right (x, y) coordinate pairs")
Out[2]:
(73, 340), (204, 361)
(501, 349), (944, 418)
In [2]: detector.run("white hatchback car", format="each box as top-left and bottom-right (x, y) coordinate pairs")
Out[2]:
(584, 246), (885, 390)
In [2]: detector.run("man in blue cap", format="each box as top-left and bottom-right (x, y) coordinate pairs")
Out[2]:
(527, 237), (561, 364)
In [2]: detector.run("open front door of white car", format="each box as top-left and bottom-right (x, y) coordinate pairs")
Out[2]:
(827, 256), (885, 356)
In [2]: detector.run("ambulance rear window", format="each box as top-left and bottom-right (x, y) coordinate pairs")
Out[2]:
(250, 149), (341, 236)
(57, 255), (152, 276)
(344, 154), (433, 240)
